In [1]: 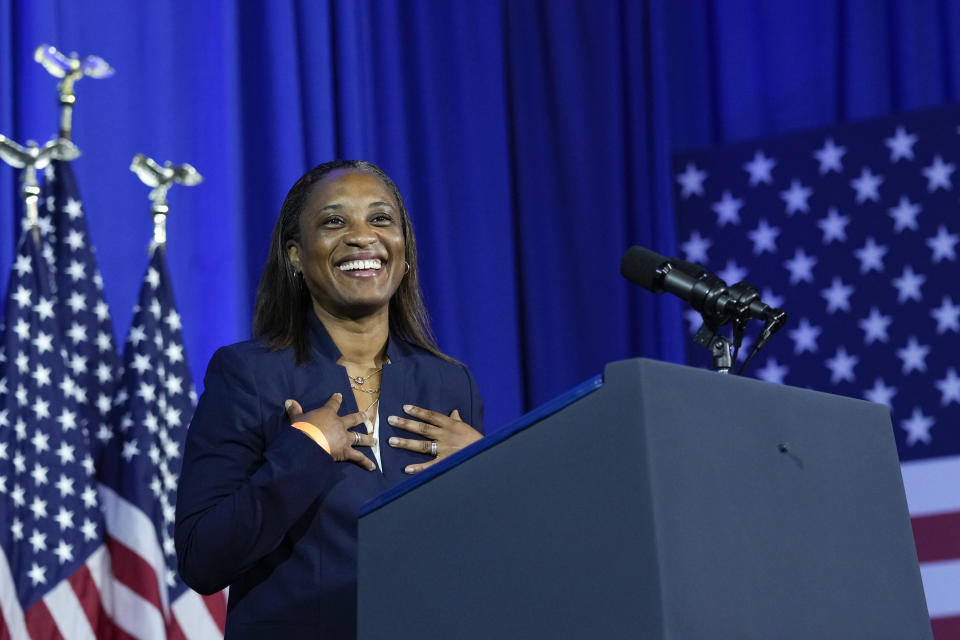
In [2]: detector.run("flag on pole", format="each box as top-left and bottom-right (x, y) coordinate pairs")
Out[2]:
(41, 160), (122, 464)
(0, 229), (119, 639)
(98, 245), (225, 639)
(672, 104), (960, 638)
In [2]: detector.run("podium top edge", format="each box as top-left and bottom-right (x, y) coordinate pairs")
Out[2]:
(359, 372), (605, 517)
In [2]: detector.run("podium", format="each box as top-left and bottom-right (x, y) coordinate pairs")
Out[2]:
(357, 358), (931, 639)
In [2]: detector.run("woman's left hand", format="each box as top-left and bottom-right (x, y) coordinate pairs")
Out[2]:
(387, 405), (482, 474)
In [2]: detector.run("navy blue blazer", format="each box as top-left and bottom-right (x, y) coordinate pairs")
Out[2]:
(174, 314), (483, 639)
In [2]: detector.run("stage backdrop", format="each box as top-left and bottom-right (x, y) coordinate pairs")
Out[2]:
(1, 0), (958, 421)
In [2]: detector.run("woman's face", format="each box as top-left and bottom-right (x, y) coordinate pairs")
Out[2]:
(288, 169), (406, 320)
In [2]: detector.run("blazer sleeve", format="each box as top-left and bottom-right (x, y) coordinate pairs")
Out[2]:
(174, 346), (340, 594)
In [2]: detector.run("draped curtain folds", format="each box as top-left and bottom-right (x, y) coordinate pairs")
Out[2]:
(2, 0), (959, 430)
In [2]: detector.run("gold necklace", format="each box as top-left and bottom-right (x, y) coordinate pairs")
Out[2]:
(349, 367), (383, 386)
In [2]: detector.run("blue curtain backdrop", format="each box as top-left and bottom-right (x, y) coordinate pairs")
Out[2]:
(2, 0), (959, 431)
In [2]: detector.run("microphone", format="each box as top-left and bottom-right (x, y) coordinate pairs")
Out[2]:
(620, 246), (734, 318)
(619, 246), (786, 326)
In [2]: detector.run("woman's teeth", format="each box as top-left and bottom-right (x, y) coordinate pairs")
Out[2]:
(338, 259), (382, 271)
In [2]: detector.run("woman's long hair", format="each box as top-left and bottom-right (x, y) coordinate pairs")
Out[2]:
(252, 160), (448, 364)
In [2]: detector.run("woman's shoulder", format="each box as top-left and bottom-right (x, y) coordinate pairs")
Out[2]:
(206, 337), (298, 374)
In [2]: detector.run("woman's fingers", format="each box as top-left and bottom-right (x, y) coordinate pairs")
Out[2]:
(284, 398), (304, 420)
(387, 436), (437, 455)
(401, 404), (459, 429)
(386, 414), (437, 437)
(346, 448), (377, 471)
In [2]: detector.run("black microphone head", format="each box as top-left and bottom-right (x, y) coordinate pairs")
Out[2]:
(620, 246), (668, 292)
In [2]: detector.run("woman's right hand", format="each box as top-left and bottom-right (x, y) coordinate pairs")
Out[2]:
(285, 393), (377, 471)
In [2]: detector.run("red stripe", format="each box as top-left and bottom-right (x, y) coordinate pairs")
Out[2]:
(912, 511), (960, 563)
(66, 563), (137, 640)
(202, 591), (227, 633)
(24, 598), (65, 640)
(0, 600), (10, 640)
(932, 615), (960, 639)
(167, 612), (187, 640)
(106, 535), (164, 610)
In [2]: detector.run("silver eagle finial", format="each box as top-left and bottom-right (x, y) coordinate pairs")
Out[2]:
(34, 44), (114, 139)
(130, 153), (203, 247)
(0, 134), (81, 237)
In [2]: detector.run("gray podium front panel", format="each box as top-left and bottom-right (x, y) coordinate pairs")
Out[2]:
(358, 358), (930, 639)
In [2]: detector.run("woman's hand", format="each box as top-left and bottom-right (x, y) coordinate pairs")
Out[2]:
(285, 393), (377, 471)
(387, 405), (482, 474)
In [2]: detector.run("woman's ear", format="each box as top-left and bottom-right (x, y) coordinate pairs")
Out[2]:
(287, 243), (301, 273)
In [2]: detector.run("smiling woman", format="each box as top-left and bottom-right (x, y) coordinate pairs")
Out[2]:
(174, 160), (484, 639)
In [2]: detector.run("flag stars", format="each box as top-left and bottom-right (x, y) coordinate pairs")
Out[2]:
(717, 260), (748, 285)
(53, 540), (74, 564)
(789, 318), (822, 354)
(138, 382), (157, 403)
(13, 254), (32, 276)
(64, 229), (84, 251)
(12, 285), (32, 308)
(813, 138), (845, 174)
(80, 518), (98, 541)
(55, 441), (75, 465)
(931, 296), (960, 334)
(30, 463), (49, 486)
(64, 197), (83, 219)
(896, 337), (930, 374)
(65, 260), (86, 282)
(65, 291), (87, 313)
(165, 343), (184, 364)
(29, 496), (48, 519)
(66, 323), (88, 344)
(96, 332), (113, 352)
(30, 430), (50, 454)
(748, 219), (780, 254)
(888, 196), (921, 232)
(128, 325), (147, 346)
(820, 278), (854, 313)
(755, 358), (788, 384)
(165, 310), (182, 332)
(780, 180), (813, 215)
(935, 368), (960, 405)
(922, 155), (955, 192)
(850, 167), (883, 203)
(864, 378), (896, 409)
(55, 474), (75, 497)
(885, 126), (918, 162)
(33, 398), (51, 420)
(26, 563), (46, 586)
(121, 439), (140, 461)
(146, 267), (161, 289)
(744, 150), (776, 185)
(131, 353), (151, 375)
(783, 248), (817, 284)
(57, 408), (77, 431)
(926, 225), (958, 262)
(892, 266), (926, 302)
(825, 347), (858, 384)
(80, 486), (98, 509)
(53, 507), (74, 531)
(859, 307), (893, 344)
(32, 364), (52, 387)
(676, 163), (707, 198)
(854, 237), (888, 274)
(901, 408), (934, 446)
(94, 300), (110, 322)
(680, 231), (712, 264)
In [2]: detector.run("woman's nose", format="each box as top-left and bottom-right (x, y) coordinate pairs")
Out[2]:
(343, 222), (377, 246)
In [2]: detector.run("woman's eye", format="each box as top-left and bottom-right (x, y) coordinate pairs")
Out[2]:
(322, 216), (345, 227)
(371, 213), (394, 224)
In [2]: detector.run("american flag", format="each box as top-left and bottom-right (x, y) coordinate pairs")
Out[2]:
(40, 160), (122, 466)
(97, 244), (226, 639)
(0, 229), (118, 638)
(672, 104), (960, 638)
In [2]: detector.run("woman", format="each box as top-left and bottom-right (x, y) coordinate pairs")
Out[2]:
(175, 160), (484, 639)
